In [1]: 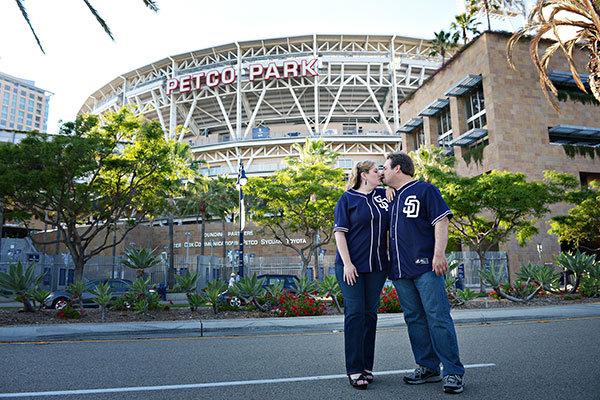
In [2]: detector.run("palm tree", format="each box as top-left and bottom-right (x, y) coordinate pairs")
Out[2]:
(507, 0), (600, 112)
(14, 0), (159, 54)
(284, 138), (340, 168)
(122, 248), (161, 279)
(429, 30), (459, 65)
(467, 0), (528, 31)
(451, 11), (482, 44)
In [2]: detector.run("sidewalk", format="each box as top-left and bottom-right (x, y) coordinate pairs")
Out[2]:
(1, 302), (599, 342)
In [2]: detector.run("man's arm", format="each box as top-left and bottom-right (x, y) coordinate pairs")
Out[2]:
(432, 216), (450, 276)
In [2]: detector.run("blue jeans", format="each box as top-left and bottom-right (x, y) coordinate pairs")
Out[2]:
(393, 271), (465, 376)
(335, 264), (386, 375)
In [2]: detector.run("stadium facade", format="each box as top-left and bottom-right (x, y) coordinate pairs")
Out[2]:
(79, 34), (442, 176)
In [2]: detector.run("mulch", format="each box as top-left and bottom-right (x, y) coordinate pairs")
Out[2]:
(1, 296), (598, 326)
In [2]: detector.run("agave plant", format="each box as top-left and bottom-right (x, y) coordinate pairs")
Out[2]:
(29, 286), (52, 311)
(317, 275), (342, 313)
(294, 276), (319, 296)
(228, 275), (268, 312)
(202, 280), (227, 314)
(0, 261), (44, 312)
(88, 281), (113, 322)
(66, 281), (87, 312)
(122, 248), (161, 279)
(507, 0), (600, 111)
(175, 270), (200, 303)
(517, 262), (561, 293)
(554, 250), (597, 293)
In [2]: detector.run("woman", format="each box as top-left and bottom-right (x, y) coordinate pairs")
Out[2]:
(333, 160), (390, 390)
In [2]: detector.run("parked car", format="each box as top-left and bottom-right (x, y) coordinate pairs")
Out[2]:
(257, 274), (299, 292)
(46, 279), (133, 310)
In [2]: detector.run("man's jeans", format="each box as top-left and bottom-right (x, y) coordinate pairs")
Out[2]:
(335, 265), (386, 375)
(393, 271), (465, 376)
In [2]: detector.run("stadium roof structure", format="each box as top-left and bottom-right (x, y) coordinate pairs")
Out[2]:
(80, 34), (445, 176)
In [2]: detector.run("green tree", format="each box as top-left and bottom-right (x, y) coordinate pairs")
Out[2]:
(430, 169), (578, 291)
(549, 182), (600, 251)
(284, 137), (340, 168)
(408, 145), (456, 183)
(209, 176), (239, 260)
(0, 108), (191, 282)
(429, 30), (459, 65)
(246, 164), (344, 278)
(14, 0), (159, 54)
(451, 11), (481, 44)
(507, 0), (600, 110)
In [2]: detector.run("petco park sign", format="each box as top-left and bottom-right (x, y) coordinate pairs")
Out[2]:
(165, 58), (319, 95)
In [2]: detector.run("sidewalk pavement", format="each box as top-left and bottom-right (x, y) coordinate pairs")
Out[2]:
(1, 302), (599, 343)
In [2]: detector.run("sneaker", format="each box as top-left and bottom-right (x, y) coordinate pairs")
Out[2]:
(443, 374), (464, 394)
(403, 366), (442, 384)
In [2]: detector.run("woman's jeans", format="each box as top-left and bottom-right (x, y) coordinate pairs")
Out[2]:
(335, 264), (386, 375)
(392, 271), (465, 376)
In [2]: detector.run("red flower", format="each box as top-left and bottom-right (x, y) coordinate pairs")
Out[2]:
(169, 300), (173, 305)
(72, 295), (78, 299)
(164, 306), (170, 311)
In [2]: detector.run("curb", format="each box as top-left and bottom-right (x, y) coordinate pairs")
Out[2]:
(1, 303), (599, 343)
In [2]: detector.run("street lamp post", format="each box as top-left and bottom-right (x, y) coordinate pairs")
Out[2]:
(237, 161), (247, 278)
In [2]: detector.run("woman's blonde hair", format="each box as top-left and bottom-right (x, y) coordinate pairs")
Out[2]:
(346, 160), (376, 190)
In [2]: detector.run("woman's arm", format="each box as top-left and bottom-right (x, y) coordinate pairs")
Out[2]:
(334, 230), (358, 285)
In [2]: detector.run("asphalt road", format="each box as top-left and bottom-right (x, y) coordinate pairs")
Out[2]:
(1, 317), (599, 400)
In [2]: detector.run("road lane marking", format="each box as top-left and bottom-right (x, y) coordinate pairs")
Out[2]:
(0, 363), (495, 398)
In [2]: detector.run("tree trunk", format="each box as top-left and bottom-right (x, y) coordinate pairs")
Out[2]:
(0, 201), (3, 254)
(477, 248), (486, 293)
(201, 210), (206, 256)
(484, 0), (491, 30)
(588, 50), (600, 103)
(19, 293), (35, 313)
(222, 219), (227, 260)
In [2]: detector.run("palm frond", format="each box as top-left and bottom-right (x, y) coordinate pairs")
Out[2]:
(142, 0), (159, 12)
(82, 0), (114, 41)
(14, 0), (45, 54)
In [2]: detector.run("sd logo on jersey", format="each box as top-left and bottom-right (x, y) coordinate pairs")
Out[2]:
(402, 195), (420, 218)
(373, 194), (389, 211)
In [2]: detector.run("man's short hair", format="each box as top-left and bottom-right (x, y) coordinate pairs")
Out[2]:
(387, 152), (414, 177)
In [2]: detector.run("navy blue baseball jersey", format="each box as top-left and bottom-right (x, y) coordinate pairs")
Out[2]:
(333, 188), (390, 273)
(388, 180), (452, 280)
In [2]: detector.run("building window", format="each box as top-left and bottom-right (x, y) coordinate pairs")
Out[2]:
(436, 107), (453, 150)
(337, 158), (354, 169)
(465, 85), (486, 131)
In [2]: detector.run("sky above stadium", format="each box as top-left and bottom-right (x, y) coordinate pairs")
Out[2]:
(0, 0), (519, 133)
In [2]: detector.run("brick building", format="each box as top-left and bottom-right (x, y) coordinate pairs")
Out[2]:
(397, 31), (600, 270)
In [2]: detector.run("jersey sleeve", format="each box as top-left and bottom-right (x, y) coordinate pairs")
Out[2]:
(425, 184), (453, 226)
(333, 193), (350, 233)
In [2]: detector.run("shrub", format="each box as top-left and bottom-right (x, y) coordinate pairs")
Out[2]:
(56, 301), (85, 319)
(271, 289), (326, 317)
(378, 286), (402, 313)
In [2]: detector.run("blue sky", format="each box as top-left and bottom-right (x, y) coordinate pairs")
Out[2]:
(0, 0), (505, 133)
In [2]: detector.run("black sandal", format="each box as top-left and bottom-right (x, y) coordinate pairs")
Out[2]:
(348, 374), (368, 389)
(363, 371), (374, 384)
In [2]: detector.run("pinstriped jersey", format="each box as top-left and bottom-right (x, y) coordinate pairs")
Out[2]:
(388, 180), (453, 280)
(333, 188), (390, 273)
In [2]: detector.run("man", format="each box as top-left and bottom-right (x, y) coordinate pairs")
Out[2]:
(381, 152), (465, 394)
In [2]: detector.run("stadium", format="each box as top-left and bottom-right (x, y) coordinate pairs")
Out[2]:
(79, 34), (444, 175)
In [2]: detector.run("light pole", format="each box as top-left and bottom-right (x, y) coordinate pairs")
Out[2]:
(237, 161), (247, 278)
(185, 231), (191, 268)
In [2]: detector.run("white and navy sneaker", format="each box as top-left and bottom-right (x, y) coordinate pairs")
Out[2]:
(443, 374), (464, 394)
(403, 366), (443, 384)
